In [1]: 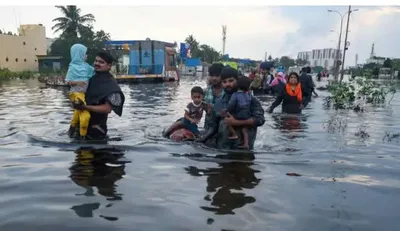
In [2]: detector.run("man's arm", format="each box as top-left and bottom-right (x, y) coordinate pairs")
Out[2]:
(66, 81), (87, 86)
(80, 92), (123, 115)
(84, 103), (112, 114)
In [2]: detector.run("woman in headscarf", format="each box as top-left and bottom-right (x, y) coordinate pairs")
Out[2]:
(269, 71), (286, 95)
(267, 72), (303, 114)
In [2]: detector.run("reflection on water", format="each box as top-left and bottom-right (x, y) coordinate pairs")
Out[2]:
(185, 153), (260, 215)
(0, 78), (400, 230)
(69, 147), (130, 221)
(69, 147), (128, 201)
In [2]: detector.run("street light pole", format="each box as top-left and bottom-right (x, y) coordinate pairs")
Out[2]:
(340, 5), (352, 83)
(328, 10), (344, 82)
(336, 20), (343, 82)
(328, 7), (358, 83)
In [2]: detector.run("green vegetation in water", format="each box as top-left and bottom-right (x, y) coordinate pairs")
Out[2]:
(0, 68), (39, 80)
(324, 76), (397, 111)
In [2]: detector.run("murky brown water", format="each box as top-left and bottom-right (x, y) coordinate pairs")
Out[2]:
(0, 77), (400, 231)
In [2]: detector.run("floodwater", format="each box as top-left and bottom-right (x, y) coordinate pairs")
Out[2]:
(0, 76), (400, 231)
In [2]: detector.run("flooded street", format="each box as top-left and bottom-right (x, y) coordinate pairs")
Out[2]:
(1, 77), (400, 231)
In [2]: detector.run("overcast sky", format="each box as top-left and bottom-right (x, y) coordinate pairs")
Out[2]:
(0, 5), (399, 65)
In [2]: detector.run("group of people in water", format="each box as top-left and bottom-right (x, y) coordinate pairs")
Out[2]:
(63, 43), (317, 151)
(162, 62), (319, 149)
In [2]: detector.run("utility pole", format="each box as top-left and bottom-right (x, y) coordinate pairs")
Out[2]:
(222, 25), (227, 56)
(340, 5), (352, 83)
(328, 7), (358, 82)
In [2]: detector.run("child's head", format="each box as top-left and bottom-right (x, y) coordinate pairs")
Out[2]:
(70, 44), (88, 64)
(236, 76), (251, 91)
(191, 86), (204, 105)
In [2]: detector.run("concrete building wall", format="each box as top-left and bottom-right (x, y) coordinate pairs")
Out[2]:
(297, 48), (343, 70)
(0, 24), (46, 72)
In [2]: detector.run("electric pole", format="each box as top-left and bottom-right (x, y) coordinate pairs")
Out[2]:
(340, 5), (352, 82)
(222, 25), (227, 56)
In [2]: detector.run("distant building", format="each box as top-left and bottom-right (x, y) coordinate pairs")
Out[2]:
(297, 48), (342, 70)
(0, 24), (47, 71)
(366, 43), (385, 65)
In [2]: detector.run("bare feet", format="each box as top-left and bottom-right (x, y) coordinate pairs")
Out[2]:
(228, 135), (238, 140)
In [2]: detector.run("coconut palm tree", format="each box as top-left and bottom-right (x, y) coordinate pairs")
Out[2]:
(52, 5), (95, 38)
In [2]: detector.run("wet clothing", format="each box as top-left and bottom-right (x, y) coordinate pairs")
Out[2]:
(66, 44), (95, 136)
(259, 73), (273, 94)
(82, 71), (125, 140)
(269, 77), (286, 95)
(269, 84), (303, 114)
(317, 72), (322, 81)
(250, 74), (262, 90)
(226, 90), (251, 120)
(185, 102), (207, 121)
(299, 73), (315, 107)
(70, 92), (91, 136)
(203, 86), (225, 130)
(180, 102), (207, 136)
(202, 92), (265, 150)
(176, 117), (200, 135)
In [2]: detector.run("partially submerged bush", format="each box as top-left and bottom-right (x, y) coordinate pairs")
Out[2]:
(324, 76), (396, 110)
(0, 68), (37, 80)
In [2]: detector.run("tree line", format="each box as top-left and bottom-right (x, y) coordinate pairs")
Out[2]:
(49, 5), (313, 72)
(49, 5), (110, 69)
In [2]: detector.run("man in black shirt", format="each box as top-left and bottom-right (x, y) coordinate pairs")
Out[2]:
(299, 66), (315, 107)
(70, 51), (125, 141)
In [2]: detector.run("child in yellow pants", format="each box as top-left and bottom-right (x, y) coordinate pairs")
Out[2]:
(65, 44), (95, 138)
(69, 92), (91, 137)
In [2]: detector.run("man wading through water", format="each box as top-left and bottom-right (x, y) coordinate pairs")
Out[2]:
(198, 66), (265, 150)
(203, 63), (225, 130)
(69, 51), (125, 141)
(299, 66), (315, 107)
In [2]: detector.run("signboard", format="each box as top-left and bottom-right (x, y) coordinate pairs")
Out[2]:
(180, 43), (190, 59)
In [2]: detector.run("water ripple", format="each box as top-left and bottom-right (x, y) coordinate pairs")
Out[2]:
(0, 78), (400, 230)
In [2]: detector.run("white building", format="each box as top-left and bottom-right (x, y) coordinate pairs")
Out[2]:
(365, 43), (385, 65)
(366, 57), (385, 65)
(297, 48), (342, 71)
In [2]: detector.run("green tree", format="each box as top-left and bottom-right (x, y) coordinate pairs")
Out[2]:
(295, 58), (308, 66)
(50, 6), (110, 68)
(199, 44), (220, 63)
(184, 35), (201, 58)
(313, 66), (324, 73)
(268, 55), (273, 61)
(279, 56), (296, 71)
(392, 59), (400, 71)
(383, 58), (392, 68)
(50, 27), (110, 67)
(184, 34), (221, 63)
(52, 5), (95, 38)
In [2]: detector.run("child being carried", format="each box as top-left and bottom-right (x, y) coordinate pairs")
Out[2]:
(163, 86), (210, 139)
(222, 76), (252, 149)
(65, 44), (95, 139)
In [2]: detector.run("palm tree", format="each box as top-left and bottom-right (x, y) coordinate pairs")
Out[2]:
(52, 5), (95, 38)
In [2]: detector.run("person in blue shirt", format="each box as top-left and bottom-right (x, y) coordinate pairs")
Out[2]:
(65, 44), (95, 139)
(222, 76), (252, 149)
